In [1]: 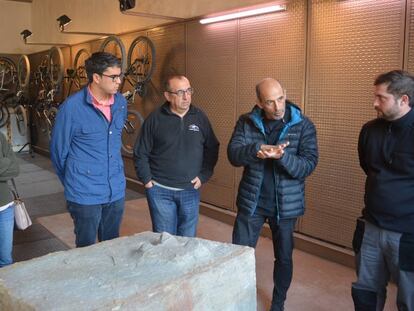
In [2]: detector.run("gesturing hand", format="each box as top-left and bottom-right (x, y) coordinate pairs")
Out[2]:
(257, 142), (289, 159)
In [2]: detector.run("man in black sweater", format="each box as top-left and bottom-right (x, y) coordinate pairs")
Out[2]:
(353, 70), (414, 310)
(134, 75), (219, 237)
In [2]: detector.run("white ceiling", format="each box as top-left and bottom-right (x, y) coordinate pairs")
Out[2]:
(0, 0), (280, 54)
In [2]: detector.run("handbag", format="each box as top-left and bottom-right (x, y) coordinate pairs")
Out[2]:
(10, 178), (32, 230)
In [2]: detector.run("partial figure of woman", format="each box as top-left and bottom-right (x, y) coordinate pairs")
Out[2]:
(0, 132), (19, 267)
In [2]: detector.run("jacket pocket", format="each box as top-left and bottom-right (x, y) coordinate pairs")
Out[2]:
(81, 125), (101, 134)
(74, 160), (104, 176)
(352, 217), (365, 254)
(81, 125), (104, 144)
(399, 233), (414, 272)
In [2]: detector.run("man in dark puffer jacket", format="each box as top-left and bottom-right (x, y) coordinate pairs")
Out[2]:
(228, 78), (318, 311)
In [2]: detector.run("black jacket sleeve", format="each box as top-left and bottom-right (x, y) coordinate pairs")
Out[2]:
(276, 117), (318, 179)
(133, 115), (154, 185)
(358, 123), (368, 175)
(199, 114), (219, 183)
(227, 115), (262, 167)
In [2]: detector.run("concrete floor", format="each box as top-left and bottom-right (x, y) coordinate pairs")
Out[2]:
(11, 152), (398, 311)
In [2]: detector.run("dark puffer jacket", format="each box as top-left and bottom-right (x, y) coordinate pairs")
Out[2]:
(227, 102), (318, 220)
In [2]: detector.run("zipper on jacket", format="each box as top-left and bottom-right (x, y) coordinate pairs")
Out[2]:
(273, 161), (280, 224)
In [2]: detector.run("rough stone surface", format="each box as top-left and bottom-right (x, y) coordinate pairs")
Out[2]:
(0, 232), (256, 311)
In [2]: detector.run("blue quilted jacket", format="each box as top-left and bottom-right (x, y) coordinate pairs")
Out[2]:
(227, 102), (318, 220)
(50, 87), (127, 205)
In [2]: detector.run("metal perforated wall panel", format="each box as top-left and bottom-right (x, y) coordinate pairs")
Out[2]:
(238, 0), (306, 113)
(186, 20), (238, 210)
(147, 24), (186, 114)
(406, 0), (414, 71)
(304, 0), (405, 247)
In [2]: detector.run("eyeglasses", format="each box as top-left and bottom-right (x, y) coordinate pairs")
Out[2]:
(101, 73), (124, 82)
(167, 87), (194, 97)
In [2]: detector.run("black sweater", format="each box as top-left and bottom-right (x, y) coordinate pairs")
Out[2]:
(134, 103), (219, 189)
(358, 108), (414, 233)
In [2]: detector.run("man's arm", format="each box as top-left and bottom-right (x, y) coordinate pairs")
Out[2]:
(49, 103), (73, 184)
(133, 117), (154, 187)
(198, 116), (220, 184)
(227, 116), (262, 167)
(358, 125), (368, 175)
(276, 118), (318, 179)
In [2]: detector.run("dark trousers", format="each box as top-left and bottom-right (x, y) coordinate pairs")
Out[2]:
(67, 198), (125, 247)
(352, 220), (414, 311)
(233, 212), (297, 311)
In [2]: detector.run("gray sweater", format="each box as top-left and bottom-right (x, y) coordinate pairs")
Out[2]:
(0, 133), (19, 206)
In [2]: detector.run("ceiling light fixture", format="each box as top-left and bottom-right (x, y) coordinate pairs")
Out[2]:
(57, 15), (115, 36)
(199, 4), (287, 24)
(119, 0), (185, 21)
(20, 29), (70, 46)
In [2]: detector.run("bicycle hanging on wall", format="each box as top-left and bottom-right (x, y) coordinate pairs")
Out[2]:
(100, 35), (156, 156)
(32, 46), (65, 139)
(65, 48), (90, 97)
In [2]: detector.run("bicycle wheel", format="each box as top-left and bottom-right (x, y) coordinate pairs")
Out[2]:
(14, 104), (28, 136)
(47, 106), (59, 128)
(99, 36), (127, 73)
(73, 49), (91, 89)
(33, 102), (48, 136)
(17, 55), (30, 90)
(121, 109), (144, 155)
(3, 93), (19, 111)
(0, 103), (10, 128)
(0, 57), (17, 88)
(47, 46), (64, 87)
(127, 36), (156, 84)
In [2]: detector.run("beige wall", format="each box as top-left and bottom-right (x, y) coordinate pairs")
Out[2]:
(0, 1), (31, 54)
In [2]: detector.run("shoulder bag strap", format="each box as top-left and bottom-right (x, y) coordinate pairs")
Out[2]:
(10, 178), (20, 200)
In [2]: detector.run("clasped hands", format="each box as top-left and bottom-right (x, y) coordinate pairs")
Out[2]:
(145, 176), (202, 189)
(257, 142), (289, 159)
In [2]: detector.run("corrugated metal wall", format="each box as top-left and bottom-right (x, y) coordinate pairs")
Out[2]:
(304, 0), (405, 246)
(25, 0), (413, 249)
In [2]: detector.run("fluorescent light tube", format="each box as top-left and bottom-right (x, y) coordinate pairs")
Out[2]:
(200, 5), (286, 24)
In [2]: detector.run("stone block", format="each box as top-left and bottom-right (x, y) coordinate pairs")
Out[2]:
(0, 232), (256, 311)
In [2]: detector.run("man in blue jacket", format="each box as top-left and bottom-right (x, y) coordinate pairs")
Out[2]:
(134, 75), (219, 237)
(50, 52), (127, 248)
(228, 78), (318, 311)
(352, 70), (414, 310)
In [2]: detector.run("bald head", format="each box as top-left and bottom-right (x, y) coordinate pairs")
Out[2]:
(256, 78), (287, 120)
(255, 78), (283, 102)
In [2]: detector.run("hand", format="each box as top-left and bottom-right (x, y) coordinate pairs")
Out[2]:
(191, 177), (202, 189)
(257, 142), (289, 159)
(145, 181), (154, 189)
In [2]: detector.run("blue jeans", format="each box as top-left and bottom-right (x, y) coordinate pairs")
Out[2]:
(145, 185), (200, 237)
(0, 205), (14, 268)
(233, 212), (297, 311)
(67, 198), (125, 248)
